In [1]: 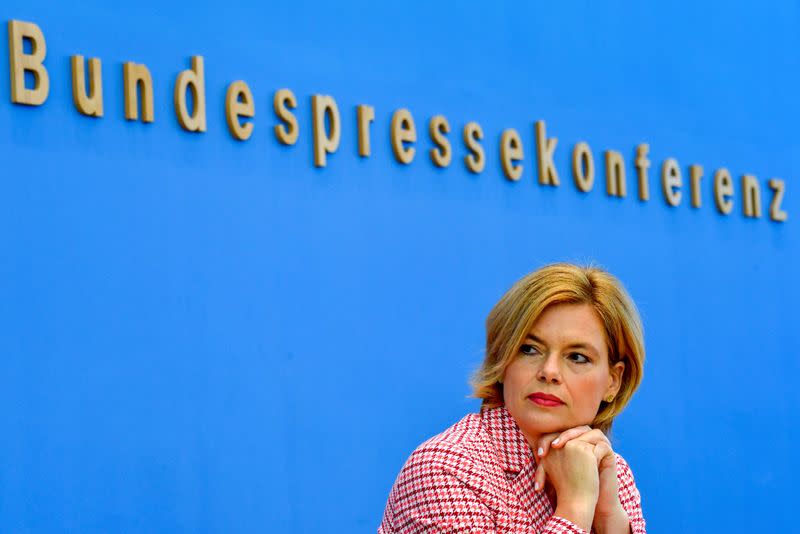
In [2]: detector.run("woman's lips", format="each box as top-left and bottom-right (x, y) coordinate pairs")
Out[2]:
(528, 393), (564, 407)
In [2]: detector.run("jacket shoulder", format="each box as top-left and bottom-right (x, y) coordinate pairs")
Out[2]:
(380, 414), (500, 532)
(402, 412), (491, 482)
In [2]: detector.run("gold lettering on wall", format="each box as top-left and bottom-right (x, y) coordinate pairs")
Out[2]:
(635, 143), (650, 201)
(70, 55), (103, 117)
(0, 16), (792, 225)
(391, 109), (416, 164)
(8, 20), (49, 106)
(500, 128), (523, 181)
(273, 89), (298, 145)
(123, 62), (154, 122)
(741, 174), (762, 218)
(661, 158), (682, 207)
(429, 115), (451, 168)
(768, 179), (788, 222)
(357, 105), (375, 157)
(311, 94), (341, 167)
(535, 120), (559, 186)
(572, 142), (595, 193)
(225, 81), (255, 141)
(463, 122), (485, 174)
(605, 150), (626, 197)
(174, 56), (206, 133)
(689, 164), (703, 208)
(714, 168), (734, 215)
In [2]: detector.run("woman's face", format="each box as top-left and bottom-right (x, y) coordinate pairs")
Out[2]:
(502, 302), (624, 443)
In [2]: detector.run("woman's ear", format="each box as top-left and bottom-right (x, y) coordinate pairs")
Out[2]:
(606, 361), (625, 398)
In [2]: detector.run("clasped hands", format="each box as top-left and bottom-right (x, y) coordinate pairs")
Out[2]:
(533, 426), (630, 533)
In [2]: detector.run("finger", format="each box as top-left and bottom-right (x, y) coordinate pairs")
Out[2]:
(564, 428), (611, 448)
(534, 432), (561, 460)
(533, 462), (547, 491)
(591, 440), (615, 466)
(549, 425), (592, 450)
(538, 426), (592, 460)
(534, 462), (546, 492)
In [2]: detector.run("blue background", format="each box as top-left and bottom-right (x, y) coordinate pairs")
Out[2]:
(1, 1), (797, 532)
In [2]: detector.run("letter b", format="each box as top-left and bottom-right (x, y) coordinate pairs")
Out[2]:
(8, 20), (50, 106)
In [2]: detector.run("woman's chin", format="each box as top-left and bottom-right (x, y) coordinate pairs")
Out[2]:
(517, 416), (569, 436)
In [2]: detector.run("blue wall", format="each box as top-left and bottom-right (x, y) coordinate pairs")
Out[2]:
(1, 1), (797, 532)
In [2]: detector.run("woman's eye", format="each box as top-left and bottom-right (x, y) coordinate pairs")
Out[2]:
(520, 344), (540, 356)
(568, 352), (590, 364)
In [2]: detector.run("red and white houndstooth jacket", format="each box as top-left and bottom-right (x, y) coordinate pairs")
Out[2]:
(379, 406), (646, 533)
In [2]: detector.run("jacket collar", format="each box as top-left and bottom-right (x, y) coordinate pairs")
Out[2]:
(480, 405), (535, 474)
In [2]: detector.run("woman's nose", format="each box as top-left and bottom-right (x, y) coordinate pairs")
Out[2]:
(536, 353), (562, 384)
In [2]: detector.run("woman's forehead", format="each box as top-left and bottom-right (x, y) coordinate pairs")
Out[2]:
(526, 303), (607, 351)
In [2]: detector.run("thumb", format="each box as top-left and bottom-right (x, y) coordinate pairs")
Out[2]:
(592, 441), (615, 468)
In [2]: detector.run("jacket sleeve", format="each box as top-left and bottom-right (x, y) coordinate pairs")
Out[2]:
(378, 445), (496, 533)
(615, 454), (647, 534)
(541, 515), (590, 534)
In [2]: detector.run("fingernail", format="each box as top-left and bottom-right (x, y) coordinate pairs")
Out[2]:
(537, 447), (544, 457)
(534, 481), (540, 491)
(552, 438), (560, 446)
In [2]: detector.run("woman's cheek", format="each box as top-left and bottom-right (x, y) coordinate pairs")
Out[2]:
(570, 375), (605, 416)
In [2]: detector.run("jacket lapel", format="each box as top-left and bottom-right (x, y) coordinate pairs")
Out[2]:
(481, 406), (555, 531)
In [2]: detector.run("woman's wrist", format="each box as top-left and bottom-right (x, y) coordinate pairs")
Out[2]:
(592, 503), (630, 534)
(554, 499), (596, 532)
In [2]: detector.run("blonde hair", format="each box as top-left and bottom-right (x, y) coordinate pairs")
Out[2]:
(472, 263), (645, 434)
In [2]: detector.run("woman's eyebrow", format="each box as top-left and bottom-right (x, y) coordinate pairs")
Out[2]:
(524, 334), (599, 354)
(564, 341), (600, 354)
(524, 334), (546, 344)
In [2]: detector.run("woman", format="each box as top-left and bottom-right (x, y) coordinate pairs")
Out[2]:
(379, 263), (646, 533)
